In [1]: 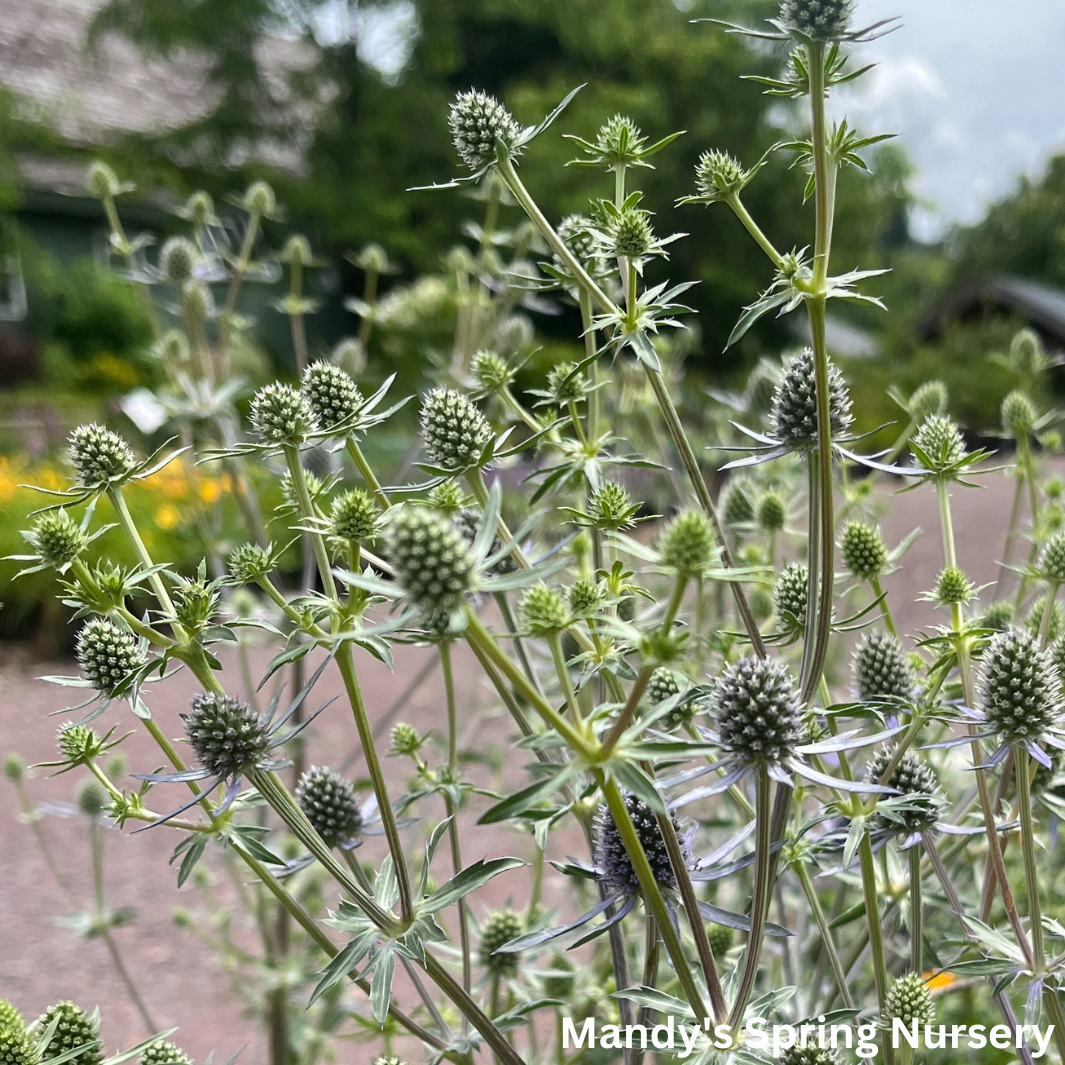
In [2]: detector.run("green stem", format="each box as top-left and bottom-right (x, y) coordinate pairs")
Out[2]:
(794, 859), (854, 1010)
(345, 437), (390, 510)
(1015, 751), (1045, 973)
(857, 831), (895, 1065)
(869, 576), (897, 637)
(908, 845), (923, 975)
(727, 195), (785, 269)
(282, 445), (337, 600)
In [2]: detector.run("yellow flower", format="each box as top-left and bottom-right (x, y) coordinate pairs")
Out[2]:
(922, 970), (955, 991)
(198, 478), (221, 504)
(154, 504), (181, 530)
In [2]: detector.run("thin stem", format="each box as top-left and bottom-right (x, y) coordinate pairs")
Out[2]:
(345, 437), (390, 510)
(727, 195), (785, 270)
(869, 576), (897, 637)
(1015, 751), (1045, 973)
(857, 831), (895, 1065)
(282, 445), (337, 600)
(794, 859), (854, 1010)
(908, 845), (923, 975)
(632, 916), (660, 1065)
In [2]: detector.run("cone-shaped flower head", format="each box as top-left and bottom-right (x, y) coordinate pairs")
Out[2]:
(884, 973), (935, 1026)
(757, 491), (787, 533)
(695, 150), (747, 201)
(58, 724), (100, 765)
(912, 415), (965, 475)
(587, 482), (638, 531)
(658, 510), (715, 578)
(981, 601), (1015, 632)
(139, 1040), (193, 1065)
(1002, 390), (1036, 437)
(372, 1058), (407, 1065)
(420, 387), (493, 470)
(479, 909), (524, 976)
(449, 91), (522, 172)
(721, 478), (755, 527)
(774, 563), (808, 633)
(227, 543), (273, 585)
(87, 161), (120, 199)
(387, 506), (476, 617)
(184, 693), (269, 779)
(712, 657), (802, 766)
(160, 237), (198, 286)
(38, 1003), (101, 1065)
(330, 489), (378, 543)
(594, 794), (688, 896)
(608, 209), (654, 258)
(295, 766), (362, 848)
(77, 780), (108, 820)
(68, 424), (135, 488)
(302, 363), (362, 430)
(778, 0), (854, 39)
(910, 380), (947, 423)
(471, 350), (514, 394)
(770, 349), (853, 451)
(854, 631), (915, 703)
(243, 180), (276, 216)
(519, 583), (569, 635)
(568, 578), (605, 616)
(0, 1027), (37, 1065)
(33, 511), (87, 569)
(707, 924), (734, 958)
(76, 619), (145, 696)
(780, 1048), (840, 1065)
(546, 361), (588, 405)
(935, 566), (973, 606)
(1038, 531), (1065, 584)
(556, 214), (599, 266)
(0, 1001), (23, 1035)
(840, 520), (887, 580)
(980, 629), (1061, 743)
(866, 747), (940, 833)
(647, 667), (682, 706)
(249, 383), (318, 445)
(389, 723), (422, 757)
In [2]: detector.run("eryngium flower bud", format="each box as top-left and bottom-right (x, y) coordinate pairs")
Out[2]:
(33, 511), (87, 568)
(76, 619), (145, 695)
(587, 482), (637, 531)
(1002, 390), (1037, 437)
(420, 388), (493, 470)
(981, 601), (1015, 632)
(556, 214), (599, 266)
(295, 766), (362, 848)
(0, 1000), (23, 1034)
(184, 693), (269, 778)
(471, 350), (514, 394)
(87, 161), (120, 199)
(910, 380), (947, 422)
(0, 1027), (37, 1065)
(448, 91), (522, 172)
(520, 583), (569, 635)
(658, 510), (714, 577)
(546, 362), (588, 405)
(883, 972), (935, 1026)
(609, 209), (653, 258)
(780, 1047), (840, 1065)
(1038, 531), (1065, 584)
(757, 491), (787, 533)
(774, 562), (807, 633)
(68, 424), (135, 488)
(695, 149), (746, 201)
(38, 1003), (101, 1065)
(175, 579), (217, 630)
(770, 349), (853, 451)
(568, 578), (605, 615)
(3, 754), (24, 783)
(707, 923), (734, 958)
(159, 237), (198, 285)
(1027, 593), (1065, 644)
(78, 780), (108, 820)
(387, 506), (476, 616)
(647, 667), (682, 705)
(839, 520), (888, 580)
(302, 363), (362, 430)
(720, 478), (755, 527)
(228, 542), (273, 585)
(389, 723), (422, 756)
(980, 629), (1061, 742)
(712, 657), (801, 766)
(184, 190), (215, 227)
(778, 0), (854, 40)
(935, 566), (973, 605)
(540, 956), (575, 998)
(330, 489), (378, 543)
(866, 747), (940, 833)
(250, 383), (318, 445)
(243, 180), (276, 216)
(854, 631), (915, 703)
(372, 1058), (408, 1065)
(58, 725), (99, 765)
(594, 794), (688, 896)
(479, 909), (524, 976)
(280, 234), (313, 267)
(912, 415), (965, 473)
(140, 1040), (193, 1065)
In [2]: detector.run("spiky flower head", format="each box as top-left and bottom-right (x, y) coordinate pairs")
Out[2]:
(840, 520), (888, 580)
(0, 1026), (37, 1065)
(774, 562), (808, 634)
(866, 747), (940, 833)
(910, 380), (947, 422)
(0, 1001), (23, 1035)
(658, 510), (715, 578)
(77, 780), (108, 820)
(556, 214), (599, 266)
(227, 542), (273, 585)
(780, 1047), (840, 1065)
(1037, 531), (1065, 584)
(568, 578), (605, 616)
(721, 478), (755, 527)
(184, 693), (269, 778)
(778, 0), (854, 40)
(471, 350), (514, 395)
(371, 1058), (407, 1065)
(302, 362), (362, 430)
(586, 481), (639, 531)
(479, 909), (524, 976)
(520, 583), (569, 635)
(647, 667), (682, 706)
(935, 566), (974, 606)
(38, 1003), (101, 1065)
(420, 388), (493, 471)
(330, 489), (378, 543)
(426, 480), (471, 516)
(981, 601), (1015, 632)
(58, 724), (101, 766)
(296, 766), (362, 848)
(707, 924), (734, 958)
(160, 237), (198, 285)
(546, 362), (588, 406)
(1002, 390), (1037, 437)
(249, 383), (318, 445)
(183, 190), (215, 227)
(607, 208), (654, 258)
(243, 180), (276, 216)
(712, 657), (802, 766)
(174, 578), (218, 631)
(32, 510), (87, 569)
(746, 361), (780, 417)
(594, 794), (688, 896)
(884, 973), (935, 1026)
(1027, 594), (1065, 644)
(540, 956), (575, 998)
(694, 149), (747, 201)
(757, 491), (787, 533)
(139, 1040), (193, 1065)
(770, 349), (853, 451)
(912, 415), (966, 475)
(980, 628), (1061, 743)
(76, 619), (145, 696)
(389, 722), (422, 757)
(449, 91), (522, 172)
(68, 424), (135, 488)
(854, 631), (915, 703)
(280, 233), (313, 267)
(387, 506), (476, 617)
(87, 160), (120, 199)
(3, 754), (24, 783)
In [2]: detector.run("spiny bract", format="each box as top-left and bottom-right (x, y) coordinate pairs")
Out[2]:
(295, 766), (362, 848)
(770, 349), (853, 450)
(183, 693), (270, 778)
(712, 657), (802, 766)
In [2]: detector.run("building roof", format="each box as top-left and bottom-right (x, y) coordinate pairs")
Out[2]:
(917, 274), (1065, 346)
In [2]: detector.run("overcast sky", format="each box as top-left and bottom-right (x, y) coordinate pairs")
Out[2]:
(837, 0), (1065, 238)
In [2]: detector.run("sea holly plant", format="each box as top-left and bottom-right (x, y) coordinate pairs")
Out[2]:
(9, 3), (1065, 1065)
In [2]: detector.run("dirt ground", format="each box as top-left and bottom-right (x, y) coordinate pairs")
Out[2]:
(0, 463), (1032, 1062)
